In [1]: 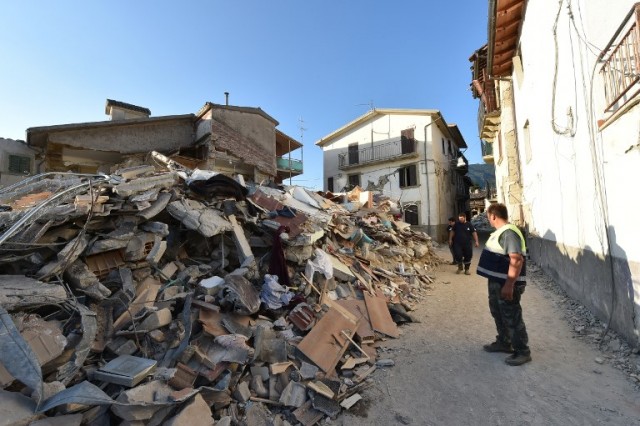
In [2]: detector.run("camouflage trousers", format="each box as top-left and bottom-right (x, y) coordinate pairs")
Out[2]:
(488, 280), (530, 354)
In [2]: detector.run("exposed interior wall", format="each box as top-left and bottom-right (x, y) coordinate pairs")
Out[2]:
(0, 138), (35, 187)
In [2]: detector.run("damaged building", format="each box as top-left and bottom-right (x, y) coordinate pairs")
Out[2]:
(26, 98), (303, 185)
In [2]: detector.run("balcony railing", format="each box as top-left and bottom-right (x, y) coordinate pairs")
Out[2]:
(600, 3), (640, 113)
(338, 139), (418, 170)
(481, 140), (494, 164)
(276, 157), (303, 173)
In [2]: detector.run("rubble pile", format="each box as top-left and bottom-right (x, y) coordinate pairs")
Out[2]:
(471, 211), (492, 232)
(0, 160), (441, 425)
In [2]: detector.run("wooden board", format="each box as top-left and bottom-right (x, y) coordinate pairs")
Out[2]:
(336, 299), (375, 343)
(363, 292), (399, 338)
(297, 307), (358, 373)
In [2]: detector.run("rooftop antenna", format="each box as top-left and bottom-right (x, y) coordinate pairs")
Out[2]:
(355, 100), (374, 111)
(298, 117), (307, 142)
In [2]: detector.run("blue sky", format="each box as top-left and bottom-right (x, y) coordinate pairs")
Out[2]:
(0, 1), (488, 189)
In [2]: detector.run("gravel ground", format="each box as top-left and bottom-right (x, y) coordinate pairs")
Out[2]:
(332, 244), (640, 426)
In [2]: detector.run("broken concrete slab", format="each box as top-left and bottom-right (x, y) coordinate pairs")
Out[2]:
(278, 381), (307, 408)
(163, 394), (213, 426)
(0, 275), (67, 310)
(64, 260), (112, 300)
(166, 199), (232, 237)
(113, 173), (178, 198)
(138, 308), (173, 331)
(220, 275), (260, 315)
(0, 389), (39, 426)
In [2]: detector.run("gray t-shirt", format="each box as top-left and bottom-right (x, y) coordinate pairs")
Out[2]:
(499, 229), (523, 255)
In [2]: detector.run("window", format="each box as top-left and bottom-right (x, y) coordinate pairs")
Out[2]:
(400, 128), (415, 154)
(327, 177), (334, 192)
(403, 204), (419, 225)
(348, 143), (359, 165)
(8, 155), (30, 174)
(441, 138), (445, 155)
(399, 164), (418, 188)
(347, 173), (360, 188)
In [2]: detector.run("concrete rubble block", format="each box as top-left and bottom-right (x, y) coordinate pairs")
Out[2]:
(0, 389), (39, 426)
(166, 199), (232, 237)
(140, 221), (170, 237)
(299, 362), (319, 380)
(245, 402), (274, 426)
(284, 245), (314, 264)
(29, 413), (83, 426)
(124, 233), (156, 262)
(278, 381), (307, 408)
(138, 308), (173, 331)
(111, 380), (193, 422)
(163, 393), (214, 426)
(138, 191), (173, 220)
(340, 393), (362, 410)
(145, 237), (167, 265)
(221, 275), (260, 315)
(250, 375), (269, 398)
(64, 260), (112, 300)
(115, 165), (156, 180)
(113, 173), (178, 198)
(228, 214), (255, 267)
(233, 380), (251, 403)
(168, 363), (197, 390)
(106, 337), (138, 356)
(0, 275), (67, 311)
(36, 234), (90, 279)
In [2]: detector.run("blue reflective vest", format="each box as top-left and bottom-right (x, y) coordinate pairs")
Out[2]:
(477, 224), (527, 284)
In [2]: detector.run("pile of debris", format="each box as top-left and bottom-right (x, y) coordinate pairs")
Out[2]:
(471, 211), (493, 232)
(0, 155), (441, 425)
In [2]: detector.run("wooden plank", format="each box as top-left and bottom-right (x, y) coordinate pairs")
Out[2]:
(336, 299), (375, 343)
(297, 307), (358, 373)
(363, 291), (399, 338)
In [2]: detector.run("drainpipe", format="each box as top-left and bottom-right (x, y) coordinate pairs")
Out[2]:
(423, 115), (442, 232)
(423, 125), (431, 231)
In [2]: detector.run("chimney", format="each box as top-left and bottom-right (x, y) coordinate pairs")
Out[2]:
(224, 92), (229, 106)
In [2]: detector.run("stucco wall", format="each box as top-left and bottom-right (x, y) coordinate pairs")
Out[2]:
(511, 0), (640, 343)
(0, 138), (35, 187)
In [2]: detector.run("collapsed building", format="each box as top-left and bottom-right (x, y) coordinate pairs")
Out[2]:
(0, 151), (442, 425)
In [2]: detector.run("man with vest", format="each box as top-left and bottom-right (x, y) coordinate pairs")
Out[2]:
(476, 203), (531, 366)
(449, 213), (479, 275)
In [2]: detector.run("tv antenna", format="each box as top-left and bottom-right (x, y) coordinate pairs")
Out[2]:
(298, 117), (307, 142)
(356, 100), (375, 111)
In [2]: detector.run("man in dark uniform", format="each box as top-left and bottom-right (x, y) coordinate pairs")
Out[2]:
(448, 212), (479, 275)
(446, 217), (456, 264)
(476, 203), (531, 366)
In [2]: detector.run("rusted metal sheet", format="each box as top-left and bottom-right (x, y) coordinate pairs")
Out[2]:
(363, 291), (399, 338)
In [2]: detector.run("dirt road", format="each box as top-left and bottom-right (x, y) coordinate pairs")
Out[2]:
(337, 244), (640, 426)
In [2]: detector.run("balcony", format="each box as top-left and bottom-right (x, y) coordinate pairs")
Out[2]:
(472, 70), (501, 141)
(277, 157), (303, 173)
(338, 139), (419, 170)
(276, 157), (303, 183)
(600, 3), (640, 115)
(481, 140), (494, 164)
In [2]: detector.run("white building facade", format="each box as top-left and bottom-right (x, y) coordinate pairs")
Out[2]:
(472, 0), (640, 344)
(315, 109), (469, 242)
(0, 138), (35, 187)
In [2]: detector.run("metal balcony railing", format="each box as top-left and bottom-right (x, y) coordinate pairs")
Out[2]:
(276, 157), (303, 173)
(600, 3), (640, 113)
(338, 139), (418, 170)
